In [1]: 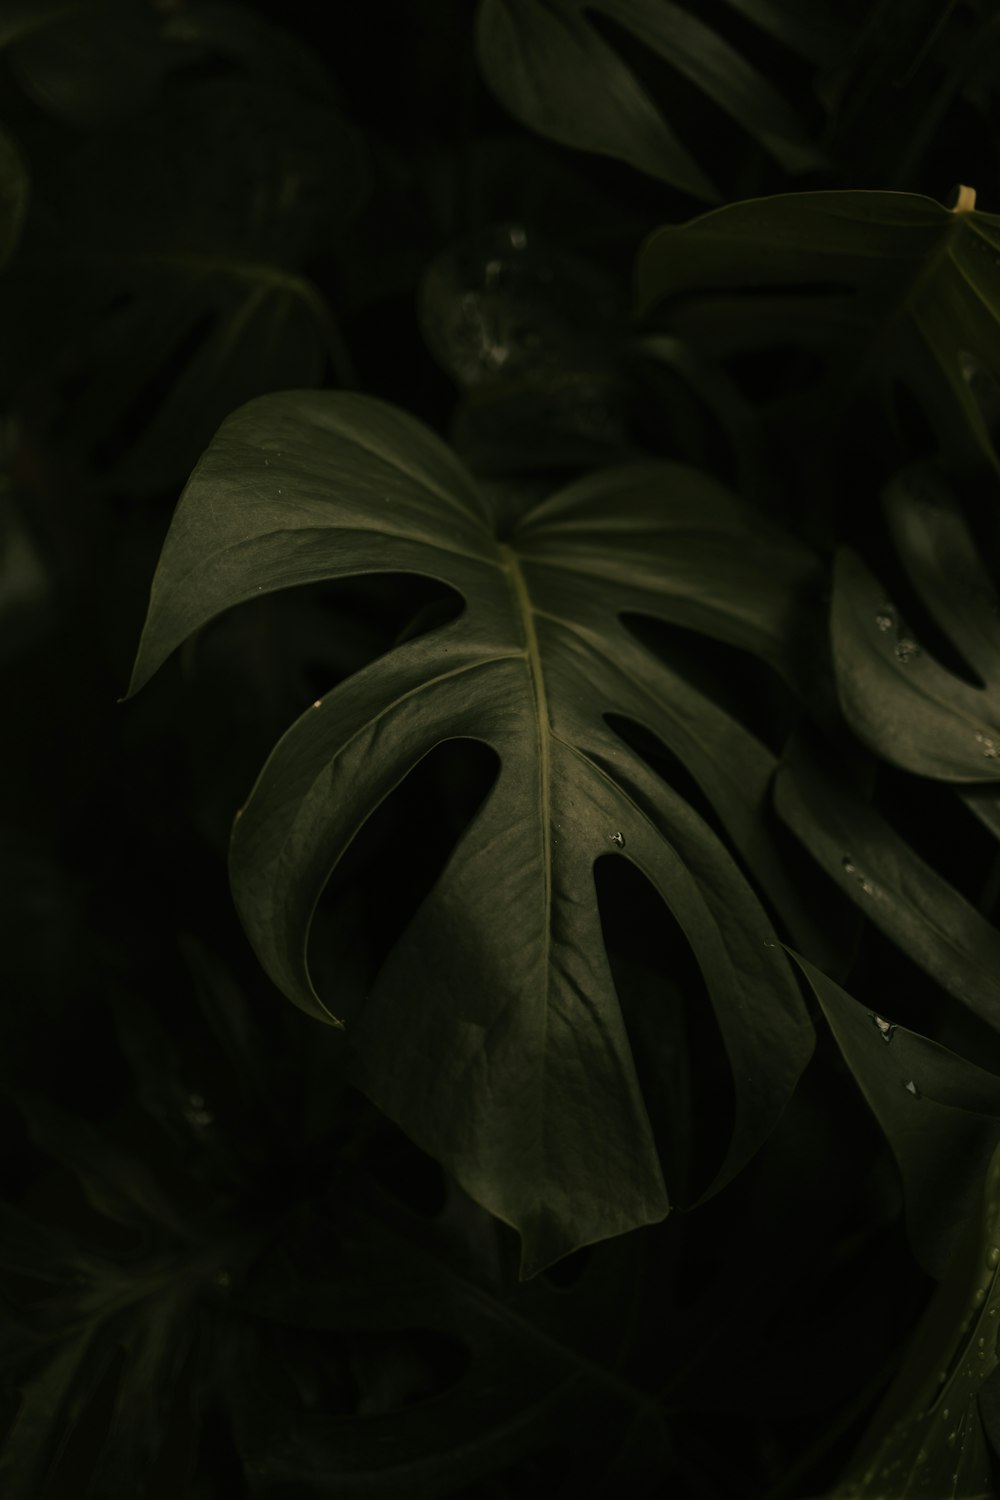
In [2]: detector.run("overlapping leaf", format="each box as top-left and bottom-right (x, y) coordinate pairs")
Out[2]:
(475, 0), (834, 201)
(233, 1180), (669, 1498)
(635, 189), (1000, 478)
(774, 735), (1000, 1030)
(128, 389), (820, 1274)
(831, 463), (1000, 781)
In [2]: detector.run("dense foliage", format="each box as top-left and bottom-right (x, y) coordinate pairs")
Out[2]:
(6, 2), (1000, 1496)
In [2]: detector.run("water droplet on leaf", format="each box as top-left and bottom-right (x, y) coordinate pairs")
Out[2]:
(870, 1013), (896, 1043)
(845, 857), (877, 895)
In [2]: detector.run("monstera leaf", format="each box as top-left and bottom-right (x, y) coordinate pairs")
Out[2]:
(636, 188), (1000, 478)
(128, 390), (818, 1274)
(475, 0), (835, 201)
(831, 464), (1000, 782)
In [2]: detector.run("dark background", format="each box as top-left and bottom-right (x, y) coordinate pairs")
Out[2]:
(1, 2), (997, 1496)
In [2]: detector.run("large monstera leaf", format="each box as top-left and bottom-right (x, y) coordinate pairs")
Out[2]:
(635, 188), (1000, 479)
(128, 391), (817, 1275)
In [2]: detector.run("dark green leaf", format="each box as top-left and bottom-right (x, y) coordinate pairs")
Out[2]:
(774, 736), (1000, 1029)
(831, 466), (1000, 781)
(128, 389), (817, 1273)
(635, 189), (1000, 479)
(475, 0), (827, 200)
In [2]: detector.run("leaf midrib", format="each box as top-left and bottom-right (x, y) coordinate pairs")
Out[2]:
(499, 543), (553, 1032)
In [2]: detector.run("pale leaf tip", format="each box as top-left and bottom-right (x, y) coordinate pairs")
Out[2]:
(947, 183), (977, 213)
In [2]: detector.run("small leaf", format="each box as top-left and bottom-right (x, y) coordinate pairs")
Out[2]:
(129, 389), (818, 1273)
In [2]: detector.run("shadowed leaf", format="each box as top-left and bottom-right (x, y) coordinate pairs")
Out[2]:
(128, 389), (818, 1274)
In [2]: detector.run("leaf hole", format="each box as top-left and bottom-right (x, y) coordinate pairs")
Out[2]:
(308, 738), (500, 1022)
(595, 855), (735, 1208)
(603, 711), (729, 846)
(617, 616), (799, 753)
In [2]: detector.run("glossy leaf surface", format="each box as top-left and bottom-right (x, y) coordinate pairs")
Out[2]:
(129, 389), (817, 1273)
(832, 465), (1000, 780)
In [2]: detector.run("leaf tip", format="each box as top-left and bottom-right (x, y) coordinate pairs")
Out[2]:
(946, 183), (977, 213)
